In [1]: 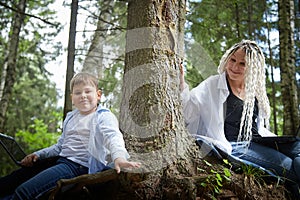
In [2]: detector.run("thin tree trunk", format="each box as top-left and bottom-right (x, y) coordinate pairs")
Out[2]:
(82, 0), (114, 79)
(234, 3), (241, 38)
(63, 0), (78, 120)
(278, 0), (300, 135)
(0, 0), (27, 132)
(265, 9), (278, 135)
(247, 0), (253, 37)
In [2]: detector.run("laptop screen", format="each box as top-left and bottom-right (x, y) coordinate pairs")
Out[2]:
(0, 133), (26, 165)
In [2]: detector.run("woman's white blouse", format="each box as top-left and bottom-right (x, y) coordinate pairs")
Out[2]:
(181, 72), (273, 154)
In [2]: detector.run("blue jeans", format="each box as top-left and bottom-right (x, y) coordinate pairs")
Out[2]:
(11, 157), (88, 200)
(231, 140), (300, 192)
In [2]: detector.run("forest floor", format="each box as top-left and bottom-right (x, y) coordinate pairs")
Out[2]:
(191, 156), (292, 200)
(46, 152), (295, 200)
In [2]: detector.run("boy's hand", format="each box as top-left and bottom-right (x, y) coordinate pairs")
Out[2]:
(20, 154), (39, 167)
(114, 157), (141, 173)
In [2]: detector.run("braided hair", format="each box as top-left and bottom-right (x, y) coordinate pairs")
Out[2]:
(218, 40), (270, 143)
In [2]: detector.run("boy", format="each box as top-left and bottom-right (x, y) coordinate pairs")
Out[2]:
(0, 72), (141, 200)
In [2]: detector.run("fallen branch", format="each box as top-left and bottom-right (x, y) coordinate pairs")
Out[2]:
(48, 169), (118, 200)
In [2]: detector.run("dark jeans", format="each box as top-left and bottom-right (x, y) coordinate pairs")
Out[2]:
(0, 157), (59, 198)
(231, 141), (300, 183)
(0, 157), (88, 200)
(231, 140), (300, 198)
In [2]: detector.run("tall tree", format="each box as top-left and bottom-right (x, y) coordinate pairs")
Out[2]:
(63, 0), (78, 119)
(80, 0), (126, 112)
(295, 0), (300, 108)
(278, 0), (300, 135)
(81, 0), (114, 78)
(264, 1), (280, 135)
(119, 0), (201, 198)
(0, 0), (27, 132)
(0, 0), (62, 135)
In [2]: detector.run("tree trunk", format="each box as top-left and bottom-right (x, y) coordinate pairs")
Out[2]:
(265, 8), (278, 135)
(278, 0), (300, 135)
(0, 0), (27, 132)
(63, 0), (78, 120)
(119, 0), (200, 198)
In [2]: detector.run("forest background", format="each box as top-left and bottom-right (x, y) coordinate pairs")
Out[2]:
(0, 0), (299, 184)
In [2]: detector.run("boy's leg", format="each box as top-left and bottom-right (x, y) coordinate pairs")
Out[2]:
(0, 157), (59, 197)
(12, 157), (87, 200)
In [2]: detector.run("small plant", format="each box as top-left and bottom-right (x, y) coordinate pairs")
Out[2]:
(239, 163), (269, 187)
(197, 159), (232, 199)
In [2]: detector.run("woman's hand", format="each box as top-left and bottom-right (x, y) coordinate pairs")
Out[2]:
(114, 157), (141, 173)
(20, 154), (39, 167)
(179, 61), (185, 91)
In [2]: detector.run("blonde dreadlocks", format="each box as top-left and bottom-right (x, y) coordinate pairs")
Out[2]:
(218, 40), (271, 143)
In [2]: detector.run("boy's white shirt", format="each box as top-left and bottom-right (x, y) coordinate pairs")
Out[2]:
(34, 105), (129, 173)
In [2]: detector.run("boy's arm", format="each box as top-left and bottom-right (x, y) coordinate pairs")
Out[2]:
(34, 134), (64, 159)
(21, 135), (63, 167)
(100, 111), (130, 161)
(33, 111), (73, 160)
(89, 110), (140, 173)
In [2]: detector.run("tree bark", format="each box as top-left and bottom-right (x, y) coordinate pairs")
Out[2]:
(278, 0), (300, 135)
(0, 0), (27, 132)
(119, 0), (200, 198)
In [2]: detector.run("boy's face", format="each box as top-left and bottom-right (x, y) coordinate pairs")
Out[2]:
(71, 83), (101, 115)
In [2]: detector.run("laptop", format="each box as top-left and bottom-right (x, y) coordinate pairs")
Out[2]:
(0, 133), (26, 166)
(252, 135), (298, 144)
(253, 124), (300, 145)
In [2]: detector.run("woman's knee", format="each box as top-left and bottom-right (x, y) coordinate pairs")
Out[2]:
(293, 157), (300, 180)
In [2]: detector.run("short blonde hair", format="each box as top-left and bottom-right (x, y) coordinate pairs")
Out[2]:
(70, 72), (99, 92)
(218, 40), (270, 142)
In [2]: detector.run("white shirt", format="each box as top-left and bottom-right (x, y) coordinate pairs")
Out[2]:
(34, 105), (130, 173)
(181, 72), (273, 154)
(59, 112), (94, 167)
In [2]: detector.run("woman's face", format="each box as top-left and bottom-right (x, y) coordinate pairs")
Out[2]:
(225, 48), (246, 82)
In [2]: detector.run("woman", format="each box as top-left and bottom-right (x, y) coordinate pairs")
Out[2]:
(180, 40), (300, 197)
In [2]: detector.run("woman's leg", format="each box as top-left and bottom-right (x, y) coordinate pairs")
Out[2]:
(270, 140), (300, 183)
(11, 157), (88, 200)
(231, 142), (298, 183)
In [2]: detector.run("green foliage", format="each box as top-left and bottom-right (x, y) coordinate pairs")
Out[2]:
(0, 0), (63, 134)
(15, 115), (61, 153)
(5, 71), (62, 135)
(99, 62), (123, 115)
(197, 159), (232, 199)
(0, 112), (61, 176)
(187, 0), (268, 64)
